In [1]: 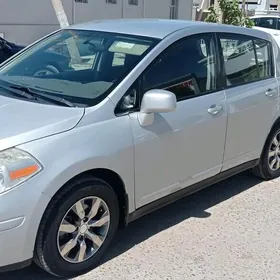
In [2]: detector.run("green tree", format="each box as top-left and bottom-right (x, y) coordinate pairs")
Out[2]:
(205, 0), (254, 28)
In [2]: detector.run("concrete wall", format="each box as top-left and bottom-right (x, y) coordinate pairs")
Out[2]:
(0, 0), (193, 45)
(74, 1), (122, 23)
(123, 1), (144, 18)
(74, 0), (193, 22)
(144, 0), (192, 20)
(0, 0), (73, 44)
(144, 0), (171, 18)
(179, 0), (193, 20)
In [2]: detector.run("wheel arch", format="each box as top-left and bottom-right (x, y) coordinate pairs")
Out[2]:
(42, 168), (129, 230)
(270, 116), (280, 132)
(259, 116), (280, 161)
(67, 168), (129, 228)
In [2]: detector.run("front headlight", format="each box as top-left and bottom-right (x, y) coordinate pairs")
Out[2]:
(0, 148), (42, 194)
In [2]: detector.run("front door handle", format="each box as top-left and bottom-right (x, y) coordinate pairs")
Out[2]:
(208, 104), (223, 115)
(265, 89), (277, 98)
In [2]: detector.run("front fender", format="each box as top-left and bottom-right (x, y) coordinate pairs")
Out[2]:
(18, 114), (135, 213)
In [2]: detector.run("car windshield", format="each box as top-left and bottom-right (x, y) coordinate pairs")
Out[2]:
(0, 29), (159, 107)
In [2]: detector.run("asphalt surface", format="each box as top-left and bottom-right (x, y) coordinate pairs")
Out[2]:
(2, 171), (280, 280)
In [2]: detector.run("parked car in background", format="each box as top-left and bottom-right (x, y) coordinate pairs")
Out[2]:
(0, 37), (25, 64)
(251, 14), (280, 30)
(251, 13), (280, 46)
(0, 19), (280, 278)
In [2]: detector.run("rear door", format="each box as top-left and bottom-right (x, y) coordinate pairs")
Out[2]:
(217, 33), (279, 170)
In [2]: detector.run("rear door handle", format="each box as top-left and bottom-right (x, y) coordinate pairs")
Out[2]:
(265, 89), (277, 98)
(208, 104), (223, 115)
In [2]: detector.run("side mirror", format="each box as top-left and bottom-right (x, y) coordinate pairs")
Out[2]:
(141, 89), (177, 113)
(138, 89), (177, 126)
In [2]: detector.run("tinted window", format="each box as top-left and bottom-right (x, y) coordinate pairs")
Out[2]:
(252, 18), (259, 25)
(276, 18), (280, 30)
(0, 30), (158, 107)
(253, 17), (277, 29)
(254, 39), (273, 79)
(143, 34), (217, 101)
(219, 35), (259, 86)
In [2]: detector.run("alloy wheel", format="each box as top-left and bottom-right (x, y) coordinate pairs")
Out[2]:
(268, 132), (280, 171)
(57, 196), (110, 264)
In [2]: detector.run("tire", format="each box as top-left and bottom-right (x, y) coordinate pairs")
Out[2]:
(34, 176), (119, 278)
(252, 126), (280, 180)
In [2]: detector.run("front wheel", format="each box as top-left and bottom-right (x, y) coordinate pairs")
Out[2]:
(253, 126), (280, 180)
(34, 177), (119, 277)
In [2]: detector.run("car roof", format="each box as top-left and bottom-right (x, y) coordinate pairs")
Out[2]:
(67, 19), (271, 40)
(67, 19), (211, 39)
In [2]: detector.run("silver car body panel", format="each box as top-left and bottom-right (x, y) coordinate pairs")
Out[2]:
(130, 89), (227, 207)
(0, 20), (280, 268)
(0, 95), (84, 150)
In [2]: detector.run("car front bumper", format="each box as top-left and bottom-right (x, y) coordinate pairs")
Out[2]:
(0, 174), (50, 270)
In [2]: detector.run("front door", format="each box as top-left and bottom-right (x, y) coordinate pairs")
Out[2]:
(129, 33), (228, 208)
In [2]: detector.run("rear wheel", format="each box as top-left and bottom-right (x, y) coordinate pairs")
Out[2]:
(253, 126), (280, 180)
(34, 177), (119, 277)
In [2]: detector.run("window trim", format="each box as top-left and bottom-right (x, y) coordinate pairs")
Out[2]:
(214, 33), (225, 89)
(216, 32), (274, 90)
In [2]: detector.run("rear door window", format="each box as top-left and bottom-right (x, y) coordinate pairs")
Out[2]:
(219, 35), (258, 86)
(218, 33), (273, 87)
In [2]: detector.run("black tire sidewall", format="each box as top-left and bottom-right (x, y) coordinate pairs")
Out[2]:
(261, 127), (280, 179)
(38, 179), (119, 277)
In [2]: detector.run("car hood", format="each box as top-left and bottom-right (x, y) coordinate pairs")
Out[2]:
(0, 95), (84, 151)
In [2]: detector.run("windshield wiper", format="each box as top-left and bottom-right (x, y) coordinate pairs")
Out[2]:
(0, 84), (36, 100)
(9, 84), (76, 107)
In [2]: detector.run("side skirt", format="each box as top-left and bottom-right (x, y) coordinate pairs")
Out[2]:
(128, 159), (259, 223)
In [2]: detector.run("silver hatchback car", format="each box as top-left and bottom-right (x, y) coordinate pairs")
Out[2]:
(0, 19), (280, 277)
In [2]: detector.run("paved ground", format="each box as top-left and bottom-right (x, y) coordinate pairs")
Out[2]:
(2, 171), (280, 280)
